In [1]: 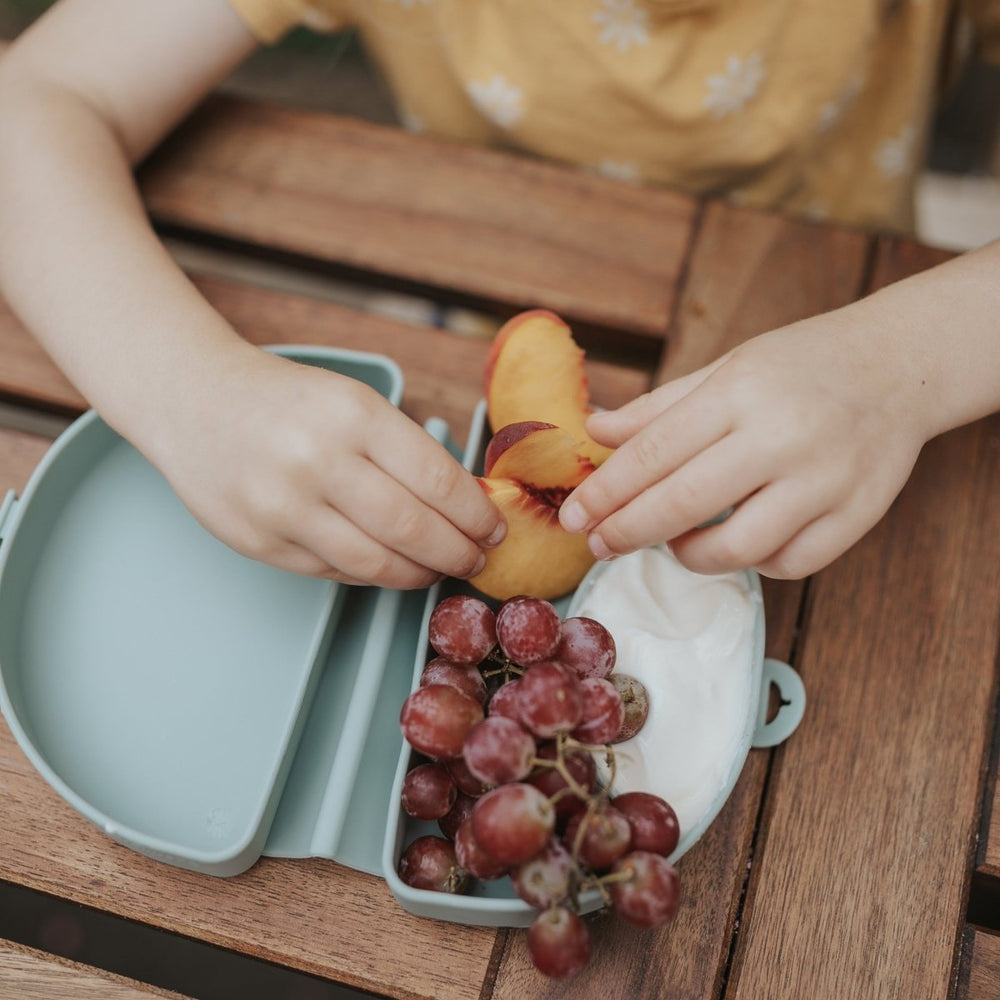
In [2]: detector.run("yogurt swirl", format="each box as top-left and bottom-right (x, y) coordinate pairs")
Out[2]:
(571, 545), (759, 839)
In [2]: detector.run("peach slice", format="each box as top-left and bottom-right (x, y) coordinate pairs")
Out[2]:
(469, 423), (597, 601)
(484, 310), (613, 468)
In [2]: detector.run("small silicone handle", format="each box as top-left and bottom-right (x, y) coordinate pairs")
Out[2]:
(752, 658), (806, 748)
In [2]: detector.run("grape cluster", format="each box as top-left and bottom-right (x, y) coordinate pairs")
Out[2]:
(397, 593), (680, 980)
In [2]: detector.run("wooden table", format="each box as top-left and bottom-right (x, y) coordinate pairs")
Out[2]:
(0, 95), (998, 1000)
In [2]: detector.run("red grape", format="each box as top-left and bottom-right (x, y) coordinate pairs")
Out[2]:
(555, 617), (616, 680)
(496, 597), (561, 665)
(428, 594), (497, 665)
(438, 792), (476, 841)
(571, 677), (624, 745)
(608, 851), (680, 927)
(609, 673), (650, 742)
(454, 817), (509, 880)
(612, 792), (680, 857)
(462, 716), (536, 786)
(511, 838), (573, 909)
(526, 906), (591, 979)
(564, 806), (632, 871)
(398, 836), (468, 894)
(487, 678), (523, 721)
(400, 762), (457, 820)
(472, 783), (555, 866)
(517, 661), (583, 738)
(445, 756), (491, 798)
(400, 684), (484, 760)
(421, 656), (488, 705)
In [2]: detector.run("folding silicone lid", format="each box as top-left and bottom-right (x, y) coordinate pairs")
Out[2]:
(0, 345), (426, 877)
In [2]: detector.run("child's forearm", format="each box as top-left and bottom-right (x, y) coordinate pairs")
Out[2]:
(854, 239), (1000, 443)
(0, 87), (246, 441)
(0, 1), (259, 456)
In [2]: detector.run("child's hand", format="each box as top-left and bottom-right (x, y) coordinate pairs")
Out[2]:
(558, 308), (930, 579)
(150, 349), (505, 589)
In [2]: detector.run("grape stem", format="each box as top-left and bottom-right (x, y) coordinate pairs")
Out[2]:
(479, 646), (524, 685)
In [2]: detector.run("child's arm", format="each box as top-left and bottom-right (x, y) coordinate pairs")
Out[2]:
(0, 0), (504, 588)
(559, 240), (1000, 579)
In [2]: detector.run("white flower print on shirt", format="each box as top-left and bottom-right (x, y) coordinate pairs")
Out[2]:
(875, 124), (916, 178)
(817, 72), (865, 132)
(467, 75), (525, 128)
(704, 52), (766, 117)
(593, 0), (650, 53)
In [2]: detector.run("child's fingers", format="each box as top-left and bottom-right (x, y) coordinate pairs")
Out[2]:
(579, 433), (768, 559)
(319, 459), (489, 582)
(560, 388), (733, 535)
(667, 479), (831, 576)
(585, 358), (728, 446)
(365, 421), (505, 547)
(293, 502), (445, 590)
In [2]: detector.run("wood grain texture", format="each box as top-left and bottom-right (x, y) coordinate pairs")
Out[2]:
(727, 240), (1000, 999)
(140, 97), (697, 337)
(0, 277), (651, 439)
(957, 929), (1000, 1000)
(0, 940), (189, 1000)
(0, 716), (495, 1000)
(0, 427), (51, 493)
(657, 202), (872, 382)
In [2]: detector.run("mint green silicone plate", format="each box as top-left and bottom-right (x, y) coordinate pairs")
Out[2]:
(0, 345), (431, 877)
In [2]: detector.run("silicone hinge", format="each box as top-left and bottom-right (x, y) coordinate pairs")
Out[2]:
(752, 658), (806, 748)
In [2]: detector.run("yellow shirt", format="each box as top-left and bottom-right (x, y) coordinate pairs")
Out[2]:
(227, 0), (1000, 233)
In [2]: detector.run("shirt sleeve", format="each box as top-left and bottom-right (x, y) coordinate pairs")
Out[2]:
(225, 0), (349, 43)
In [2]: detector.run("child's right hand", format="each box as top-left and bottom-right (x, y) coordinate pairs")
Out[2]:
(146, 346), (505, 589)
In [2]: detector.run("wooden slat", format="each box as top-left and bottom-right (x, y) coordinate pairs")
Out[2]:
(727, 240), (1000, 999)
(957, 928), (1000, 1000)
(489, 197), (878, 1000)
(657, 201), (872, 382)
(0, 940), (189, 1000)
(140, 96), (697, 338)
(0, 276), (651, 439)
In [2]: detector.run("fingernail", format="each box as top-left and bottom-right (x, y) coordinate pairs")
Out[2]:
(470, 551), (487, 576)
(485, 521), (507, 547)
(560, 501), (589, 533)
(588, 533), (616, 561)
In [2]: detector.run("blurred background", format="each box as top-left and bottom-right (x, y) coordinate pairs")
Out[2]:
(4, 0), (1000, 253)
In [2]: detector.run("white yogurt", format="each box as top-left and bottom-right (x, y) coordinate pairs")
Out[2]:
(572, 545), (760, 840)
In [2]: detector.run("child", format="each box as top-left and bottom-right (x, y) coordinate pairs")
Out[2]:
(0, 0), (997, 586)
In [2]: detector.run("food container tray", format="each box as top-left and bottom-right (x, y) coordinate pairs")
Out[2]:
(0, 345), (805, 926)
(381, 401), (805, 927)
(0, 345), (430, 877)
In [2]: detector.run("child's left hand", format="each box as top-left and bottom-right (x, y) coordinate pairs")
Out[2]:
(558, 306), (930, 579)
